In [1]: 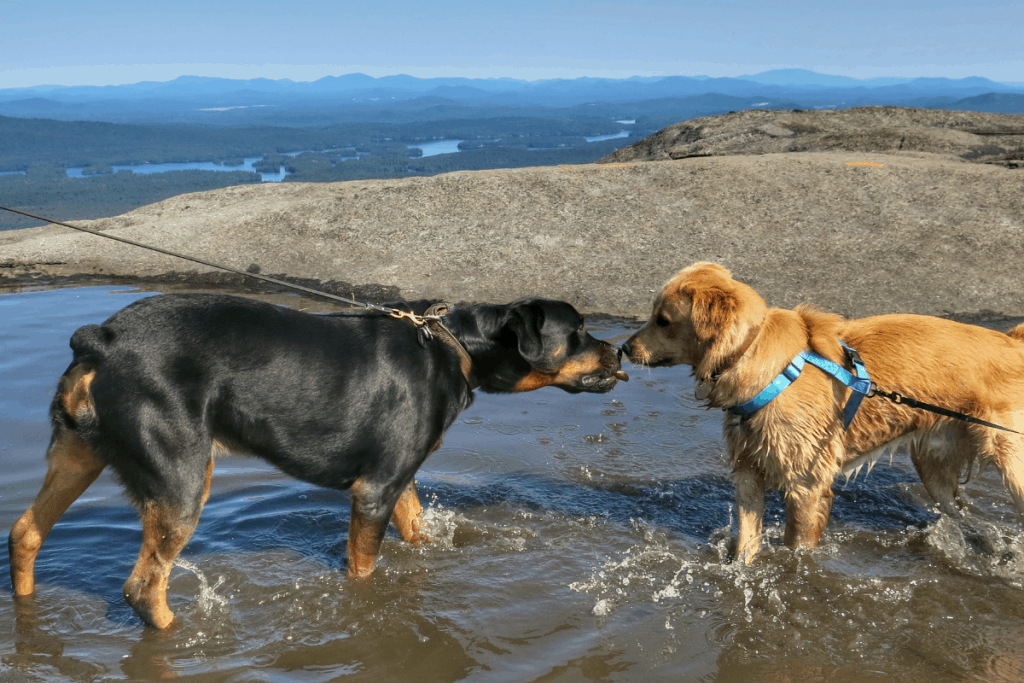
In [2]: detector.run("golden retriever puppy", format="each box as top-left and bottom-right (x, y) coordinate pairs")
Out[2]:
(622, 262), (1024, 563)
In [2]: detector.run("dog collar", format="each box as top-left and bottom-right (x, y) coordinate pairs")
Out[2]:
(694, 322), (762, 403)
(728, 341), (871, 428)
(423, 303), (477, 389)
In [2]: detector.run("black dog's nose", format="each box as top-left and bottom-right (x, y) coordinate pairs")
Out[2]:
(620, 341), (633, 359)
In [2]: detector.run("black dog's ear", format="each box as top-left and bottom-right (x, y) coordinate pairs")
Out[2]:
(505, 304), (546, 366)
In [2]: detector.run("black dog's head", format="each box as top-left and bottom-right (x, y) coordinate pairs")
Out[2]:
(452, 298), (627, 394)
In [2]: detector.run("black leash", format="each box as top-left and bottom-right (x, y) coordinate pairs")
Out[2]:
(868, 384), (1021, 434)
(0, 204), (438, 326)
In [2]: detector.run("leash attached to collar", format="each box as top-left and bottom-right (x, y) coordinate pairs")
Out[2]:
(422, 303), (476, 388)
(729, 342), (871, 428)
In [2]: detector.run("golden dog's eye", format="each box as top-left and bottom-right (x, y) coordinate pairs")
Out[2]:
(655, 314), (670, 328)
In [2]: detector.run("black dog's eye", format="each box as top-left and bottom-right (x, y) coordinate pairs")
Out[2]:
(655, 314), (671, 328)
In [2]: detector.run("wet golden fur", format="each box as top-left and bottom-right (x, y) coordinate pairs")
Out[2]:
(623, 262), (1024, 563)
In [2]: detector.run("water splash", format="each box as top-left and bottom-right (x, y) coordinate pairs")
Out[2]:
(173, 556), (229, 616)
(925, 514), (1024, 584)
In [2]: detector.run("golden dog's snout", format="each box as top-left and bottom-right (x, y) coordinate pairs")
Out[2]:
(619, 338), (646, 364)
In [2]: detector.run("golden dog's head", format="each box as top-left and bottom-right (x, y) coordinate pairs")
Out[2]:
(622, 263), (767, 381)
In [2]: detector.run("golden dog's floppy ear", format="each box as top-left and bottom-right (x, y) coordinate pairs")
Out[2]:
(689, 282), (737, 345)
(681, 266), (766, 381)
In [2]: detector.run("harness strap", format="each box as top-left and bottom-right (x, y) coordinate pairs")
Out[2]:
(728, 355), (806, 417)
(725, 338), (1021, 435)
(805, 343), (872, 428)
(729, 342), (871, 429)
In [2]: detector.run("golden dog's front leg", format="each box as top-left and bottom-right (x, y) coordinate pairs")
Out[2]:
(734, 469), (765, 564)
(783, 482), (834, 550)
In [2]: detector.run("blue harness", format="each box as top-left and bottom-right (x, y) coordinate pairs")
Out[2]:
(728, 342), (871, 428)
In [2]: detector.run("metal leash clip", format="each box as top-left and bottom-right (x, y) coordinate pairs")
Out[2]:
(388, 308), (428, 326)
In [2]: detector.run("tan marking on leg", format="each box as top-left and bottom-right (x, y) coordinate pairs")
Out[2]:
(347, 478), (388, 579)
(392, 481), (429, 545)
(9, 431), (105, 596)
(734, 470), (765, 564)
(122, 458), (213, 629)
(347, 513), (384, 579)
(391, 440), (441, 545)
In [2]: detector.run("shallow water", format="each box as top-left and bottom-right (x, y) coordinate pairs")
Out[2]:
(2, 285), (1024, 682)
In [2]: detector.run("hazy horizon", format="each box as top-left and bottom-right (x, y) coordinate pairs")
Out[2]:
(6, 66), (1021, 92)
(2, 0), (1021, 89)
(5, 68), (1022, 93)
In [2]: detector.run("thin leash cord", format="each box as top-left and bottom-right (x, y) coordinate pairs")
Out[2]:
(0, 204), (421, 317)
(868, 384), (1022, 435)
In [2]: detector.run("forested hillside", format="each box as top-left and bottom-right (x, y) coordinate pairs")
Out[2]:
(0, 167), (261, 230)
(0, 115), (626, 170)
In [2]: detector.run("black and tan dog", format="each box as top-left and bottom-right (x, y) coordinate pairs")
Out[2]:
(9, 293), (626, 628)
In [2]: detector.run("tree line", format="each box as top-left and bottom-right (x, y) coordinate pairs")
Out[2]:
(0, 166), (261, 231)
(0, 115), (626, 171)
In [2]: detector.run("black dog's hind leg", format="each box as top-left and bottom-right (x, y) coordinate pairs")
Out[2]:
(9, 429), (106, 596)
(122, 457), (214, 629)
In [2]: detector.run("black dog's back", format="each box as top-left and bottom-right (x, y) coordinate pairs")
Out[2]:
(67, 294), (471, 498)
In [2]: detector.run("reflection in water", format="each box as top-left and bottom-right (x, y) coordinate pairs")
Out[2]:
(1, 285), (1024, 681)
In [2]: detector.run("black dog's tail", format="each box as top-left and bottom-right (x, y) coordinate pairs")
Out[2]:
(51, 324), (112, 435)
(70, 324), (112, 361)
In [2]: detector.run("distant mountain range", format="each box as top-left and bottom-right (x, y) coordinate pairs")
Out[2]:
(6, 69), (1022, 99)
(1, 70), (1021, 126)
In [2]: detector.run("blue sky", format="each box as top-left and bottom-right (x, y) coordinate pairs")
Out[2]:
(1, 0), (1021, 88)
